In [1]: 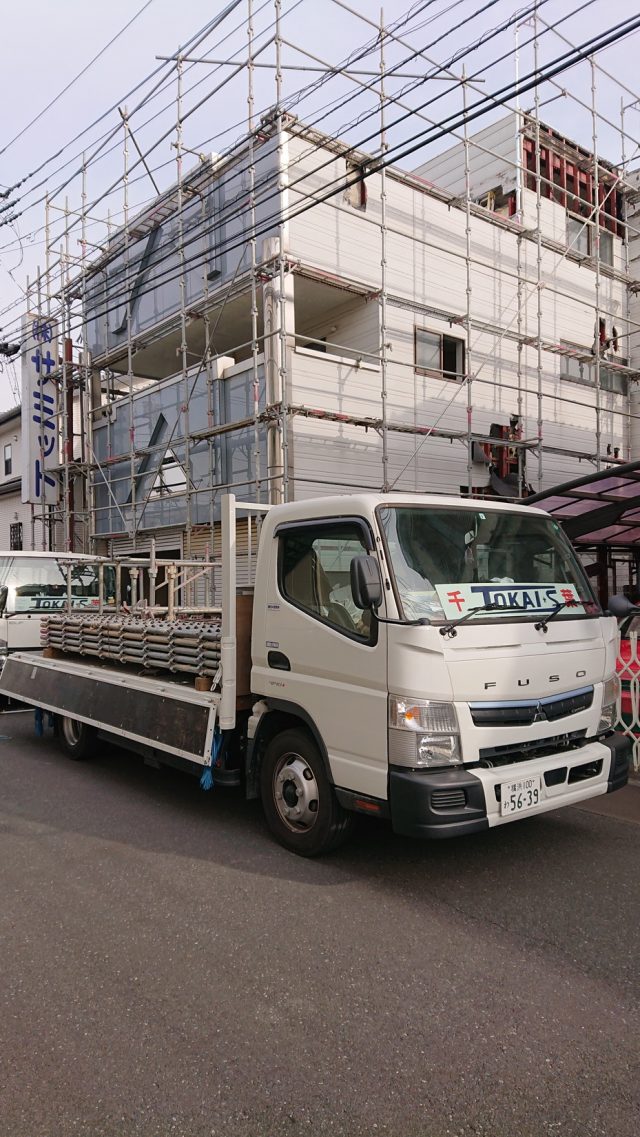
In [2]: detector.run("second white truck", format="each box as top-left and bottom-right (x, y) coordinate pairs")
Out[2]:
(0, 492), (629, 855)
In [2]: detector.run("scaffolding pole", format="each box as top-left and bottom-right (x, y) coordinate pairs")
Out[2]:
(379, 8), (389, 492)
(462, 66), (474, 496)
(592, 56), (603, 472)
(533, 21), (544, 493)
(248, 0), (262, 503)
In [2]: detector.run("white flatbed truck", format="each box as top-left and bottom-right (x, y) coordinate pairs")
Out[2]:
(0, 551), (112, 711)
(0, 551), (112, 656)
(0, 493), (630, 855)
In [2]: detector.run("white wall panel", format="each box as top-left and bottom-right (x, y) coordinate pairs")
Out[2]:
(290, 417), (473, 498)
(288, 137), (626, 366)
(414, 114), (519, 200)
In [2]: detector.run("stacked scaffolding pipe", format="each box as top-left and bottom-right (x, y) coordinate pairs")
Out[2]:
(42, 612), (223, 677)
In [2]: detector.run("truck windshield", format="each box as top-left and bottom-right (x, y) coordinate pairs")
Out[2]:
(0, 557), (113, 615)
(377, 505), (599, 624)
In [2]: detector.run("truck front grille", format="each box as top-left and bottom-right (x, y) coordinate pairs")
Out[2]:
(478, 729), (587, 767)
(469, 686), (593, 727)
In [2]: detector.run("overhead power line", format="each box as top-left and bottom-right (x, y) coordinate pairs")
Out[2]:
(0, 0), (541, 338)
(0, 0), (286, 247)
(26, 0), (547, 287)
(4, 6), (637, 352)
(0, 0), (158, 160)
(0, 0), (247, 204)
(42, 1), (596, 330)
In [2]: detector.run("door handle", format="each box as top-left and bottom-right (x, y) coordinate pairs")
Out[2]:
(268, 650), (291, 671)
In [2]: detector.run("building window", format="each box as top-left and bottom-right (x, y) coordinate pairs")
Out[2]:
(560, 342), (628, 396)
(9, 522), (22, 551)
(566, 215), (590, 257)
(560, 345), (588, 384)
(148, 449), (188, 499)
(600, 364), (628, 396)
(3, 443), (11, 476)
(566, 216), (614, 265)
(598, 230), (614, 266)
(415, 328), (465, 381)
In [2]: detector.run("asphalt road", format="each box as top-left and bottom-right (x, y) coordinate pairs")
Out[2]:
(1, 715), (639, 1137)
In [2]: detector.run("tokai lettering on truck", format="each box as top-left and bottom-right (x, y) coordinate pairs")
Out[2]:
(13, 595), (102, 612)
(0, 494), (630, 856)
(435, 582), (585, 619)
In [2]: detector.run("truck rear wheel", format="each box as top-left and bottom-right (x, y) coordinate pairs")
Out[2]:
(260, 728), (354, 856)
(56, 715), (95, 761)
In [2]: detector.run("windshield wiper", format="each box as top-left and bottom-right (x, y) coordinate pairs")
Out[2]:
(375, 613), (431, 627)
(440, 602), (526, 638)
(534, 601), (576, 633)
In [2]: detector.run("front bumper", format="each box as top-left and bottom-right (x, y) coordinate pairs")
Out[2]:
(389, 732), (631, 839)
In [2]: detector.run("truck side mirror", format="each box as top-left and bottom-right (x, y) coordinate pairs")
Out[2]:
(608, 594), (640, 617)
(0, 586), (6, 616)
(350, 555), (382, 610)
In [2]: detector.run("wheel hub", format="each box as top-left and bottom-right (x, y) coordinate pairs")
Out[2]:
(274, 754), (319, 831)
(62, 717), (82, 746)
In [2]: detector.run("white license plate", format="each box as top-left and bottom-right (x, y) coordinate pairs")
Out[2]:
(500, 775), (542, 817)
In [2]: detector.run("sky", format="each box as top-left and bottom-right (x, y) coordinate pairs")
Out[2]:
(0, 0), (639, 411)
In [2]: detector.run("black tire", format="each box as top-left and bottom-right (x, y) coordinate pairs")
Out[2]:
(56, 715), (96, 761)
(260, 728), (354, 856)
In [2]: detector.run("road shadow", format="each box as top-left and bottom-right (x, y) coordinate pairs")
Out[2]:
(2, 716), (639, 989)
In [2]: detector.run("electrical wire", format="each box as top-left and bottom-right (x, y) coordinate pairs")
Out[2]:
(0, 0), (295, 251)
(0, 0), (445, 271)
(20, 0), (572, 338)
(1, 2), (638, 348)
(0, 0), (485, 240)
(17, 0), (552, 319)
(0, 0), (279, 260)
(0, 0), (159, 159)
(0, 0), (550, 273)
(295, 0), (555, 163)
(5, 7), (637, 354)
(0, 0), (248, 208)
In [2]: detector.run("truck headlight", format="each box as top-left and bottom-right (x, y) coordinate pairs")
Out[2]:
(388, 696), (462, 768)
(598, 674), (620, 733)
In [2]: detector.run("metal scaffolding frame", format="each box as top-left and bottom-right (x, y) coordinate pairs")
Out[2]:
(16, 0), (640, 553)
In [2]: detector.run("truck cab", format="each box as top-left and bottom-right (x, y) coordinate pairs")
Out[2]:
(248, 494), (628, 852)
(0, 551), (113, 659)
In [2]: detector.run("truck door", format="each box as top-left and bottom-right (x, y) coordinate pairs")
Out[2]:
(263, 518), (388, 800)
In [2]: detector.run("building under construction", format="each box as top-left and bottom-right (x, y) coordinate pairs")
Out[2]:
(14, 2), (640, 576)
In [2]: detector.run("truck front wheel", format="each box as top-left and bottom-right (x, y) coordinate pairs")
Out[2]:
(56, 715), (96, 761)
(260, 728), (353, 856)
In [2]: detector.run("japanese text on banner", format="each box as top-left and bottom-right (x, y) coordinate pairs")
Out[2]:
(21, 314), (60, 505)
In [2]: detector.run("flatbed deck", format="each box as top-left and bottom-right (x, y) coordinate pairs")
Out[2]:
(0, 652), (220, 764)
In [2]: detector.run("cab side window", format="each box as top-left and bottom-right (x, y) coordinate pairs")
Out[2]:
(279, 522), (374, 641)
